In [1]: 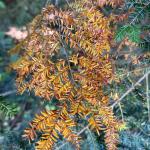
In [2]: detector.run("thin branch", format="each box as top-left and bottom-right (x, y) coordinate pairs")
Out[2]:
(59, 38), (78, 87)
(146, 68), (150, 122)
(130, 1), (150, 25)
(114, 1), (150, 43)
(116, 66), (150, 78)
(0, 90), (16, 97)
(65, 0), (75, 11)
(87, 127), (96, 150)
(111, 70), (150, 108)
(56, 126), (89, 150)
(65, 0), (71, 7)
(134, 123), (150, 137)
(63, 47), (76, 84)
(118, 103), (124, 122)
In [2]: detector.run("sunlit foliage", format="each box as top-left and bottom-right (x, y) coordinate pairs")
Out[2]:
(12, 0), (127, 149)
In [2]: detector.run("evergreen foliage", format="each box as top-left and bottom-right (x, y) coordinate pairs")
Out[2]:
(0, 97), (17, 117)
(115, 25), (141, 43)
(0, 0), (150, 150)
(11, 0), (127, 149)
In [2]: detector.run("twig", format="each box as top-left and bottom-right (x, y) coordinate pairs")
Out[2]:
(118, 103), (124, 122)
(134, 123), (150, 137)
(115, 1), (150, 42)
(111, 70), (150, 108)
(146, 68), (150, 122)
(65, 0), (71, 7)
(116, 66), (150, 78)
(87, 127), (96, 150)
(130, 1), (150, 25)
(56, 125), (89, 150)
(0, 90), (16, 97)
(65, 0), (74, 11)
(59, 38), (78, 87)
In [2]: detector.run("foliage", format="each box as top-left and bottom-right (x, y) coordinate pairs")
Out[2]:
(0, 30), (17, 117)
(115, 25), (141, 43)
(119, 123), (150, 149)
(0, 97), (17, 117)
(109, 1), (150, 149)
(0, 0), (150, 150)
(11, 0), (129, 150)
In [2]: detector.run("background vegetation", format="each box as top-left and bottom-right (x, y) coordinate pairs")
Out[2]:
(0, 0), (150, 149)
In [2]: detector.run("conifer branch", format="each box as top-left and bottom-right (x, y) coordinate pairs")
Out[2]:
(11, 2), (127, 149)
(130, 1), (150, 25)
(112, 70), (150, 109)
